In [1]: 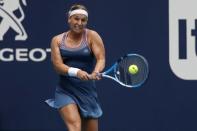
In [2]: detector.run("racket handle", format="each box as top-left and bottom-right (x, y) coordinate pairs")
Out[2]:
(87, 72), (102, 80)
(96, 72), (102, 77)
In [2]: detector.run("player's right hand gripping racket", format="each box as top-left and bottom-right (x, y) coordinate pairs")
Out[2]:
(101, 54), (149, 88)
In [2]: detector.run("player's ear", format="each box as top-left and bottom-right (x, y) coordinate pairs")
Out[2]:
(86, 17), (88, 23)
(68, 17), (71, 23)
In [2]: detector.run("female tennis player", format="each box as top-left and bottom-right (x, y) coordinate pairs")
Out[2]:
(45, 4), (105, 131)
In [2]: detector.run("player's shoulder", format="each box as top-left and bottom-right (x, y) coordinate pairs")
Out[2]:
(86, 29), (103, 43)
(51, 32), (67, 46)
(87, 29), (100, 37)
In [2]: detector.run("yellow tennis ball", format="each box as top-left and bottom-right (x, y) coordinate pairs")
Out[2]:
(128, 64), (138, 74)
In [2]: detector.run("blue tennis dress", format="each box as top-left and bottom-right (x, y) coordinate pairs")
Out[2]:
(45, 30), (102, 118)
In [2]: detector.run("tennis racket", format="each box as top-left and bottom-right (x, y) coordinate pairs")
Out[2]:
(100, 54), (149, 88)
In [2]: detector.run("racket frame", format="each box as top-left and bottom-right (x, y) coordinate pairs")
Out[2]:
(101, 54), (149, 88)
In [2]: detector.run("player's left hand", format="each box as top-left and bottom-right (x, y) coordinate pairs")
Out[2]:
(89, 71), (102, 80)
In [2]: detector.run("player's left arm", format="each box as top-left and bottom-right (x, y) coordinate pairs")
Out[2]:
(89, 30), (106, 79)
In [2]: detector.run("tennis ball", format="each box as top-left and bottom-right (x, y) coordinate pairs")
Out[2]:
(128, 64), (138, 74)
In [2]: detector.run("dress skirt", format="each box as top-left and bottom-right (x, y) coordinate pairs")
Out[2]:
(45, 76), (102, 118)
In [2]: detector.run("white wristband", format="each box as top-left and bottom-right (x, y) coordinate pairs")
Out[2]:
(68, 67), (80, 77)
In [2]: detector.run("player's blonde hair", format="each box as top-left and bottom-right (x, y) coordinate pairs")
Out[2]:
(68, 4), (88, 17)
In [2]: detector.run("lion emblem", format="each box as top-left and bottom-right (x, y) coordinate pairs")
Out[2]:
(0, 0), (27, 41)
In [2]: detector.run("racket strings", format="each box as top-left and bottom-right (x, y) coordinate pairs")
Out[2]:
(115, 55), (148, 87)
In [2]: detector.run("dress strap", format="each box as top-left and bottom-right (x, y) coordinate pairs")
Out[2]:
(59, 32), (67, 49)
(84, 29), (88, 42)
(82, 29), (92, 52)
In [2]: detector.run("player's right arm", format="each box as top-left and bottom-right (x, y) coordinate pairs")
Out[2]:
(50, 35), (90, 80)
(51, 35), (69, 75)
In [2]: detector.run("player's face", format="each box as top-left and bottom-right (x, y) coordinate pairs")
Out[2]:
(68, 14), (88, 33)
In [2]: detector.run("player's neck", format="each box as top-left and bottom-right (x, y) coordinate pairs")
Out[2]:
(68, 30), (83, 40)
